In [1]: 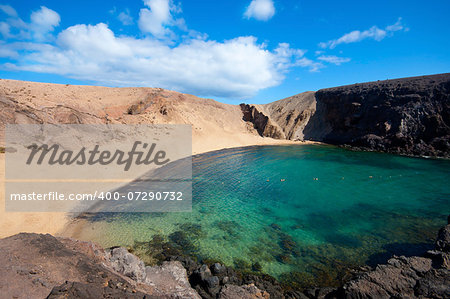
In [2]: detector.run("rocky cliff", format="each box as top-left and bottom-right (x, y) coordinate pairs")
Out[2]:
(240, 73), (450, 158)
(304, 73), (450, 157)
(239, 91), (316, 141)
(258, 91), (316, 141)
(2, 73), (449, 158)
(240, 103), (285, 139)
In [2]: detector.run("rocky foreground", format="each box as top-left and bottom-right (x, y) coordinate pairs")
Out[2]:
(0, 218), (449, 298)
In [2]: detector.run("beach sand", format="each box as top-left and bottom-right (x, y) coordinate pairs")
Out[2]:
(0, 154), (69, 238)
(0, 79), (317, 238)
(0, 139), (307, 239)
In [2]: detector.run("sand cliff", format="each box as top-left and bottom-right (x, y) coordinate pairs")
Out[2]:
(0, 79), (296, 155)
(0, 78), (298, 239)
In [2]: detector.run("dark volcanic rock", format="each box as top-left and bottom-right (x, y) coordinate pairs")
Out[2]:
(218, 283), (270, 299)
(436, 224), (450, 252)
(211, 263), (227, 275)
(2, 219), (450, 299)
(0, 233), (149, 298)
(304, 73), (450, 157)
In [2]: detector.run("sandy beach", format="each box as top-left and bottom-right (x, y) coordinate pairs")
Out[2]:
(0, 154), (69, 237)
(0, 78), (311, 238)
(0, 78), (317, 238)
(0, 138), (311, 239)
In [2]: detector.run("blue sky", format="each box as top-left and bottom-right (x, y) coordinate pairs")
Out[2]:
(0, 0), (449, 104)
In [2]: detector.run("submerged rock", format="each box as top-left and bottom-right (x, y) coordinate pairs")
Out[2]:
(337, 218), (450, 299)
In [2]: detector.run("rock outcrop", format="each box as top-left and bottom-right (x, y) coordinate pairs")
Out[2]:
(240, 73), (450, 158)
(145, 261), (201, 298)
(106, 247), (147, 283)
(304, 73), (450, 157)
(166, 256), (279, 299)
(219, 284), (270, 299)
(259, 91), (316, 141)
(240, 103), (285, 139)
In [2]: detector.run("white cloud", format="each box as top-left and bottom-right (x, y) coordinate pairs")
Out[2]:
(385, 17), (405, 32)
(0, 4), (17, 17)
(0, 40), (18, 57)
(2, 3), (325, 99)
(294, 58), (324, 72)
(4, 22), (313, 98)
(30, 6), (60, 41)
(118, 10), (133, 26)
(317, 55), (350, 65)
(138, 0), (181, 38)
(0, 22), (11, 38)
(319, 18), (406, 49)
(319, 26), (386, 49)
(314, 50), (324, 56)
(244, 0), (275, 21)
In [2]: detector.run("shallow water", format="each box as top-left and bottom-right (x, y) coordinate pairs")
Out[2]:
(74, 145), (450, 287)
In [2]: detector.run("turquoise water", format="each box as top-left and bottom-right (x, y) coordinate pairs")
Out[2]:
(75, 145), (449, 287)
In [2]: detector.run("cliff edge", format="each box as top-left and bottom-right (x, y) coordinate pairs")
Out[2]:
(240, 73), (450, 158)
(305, 73), (450, 157)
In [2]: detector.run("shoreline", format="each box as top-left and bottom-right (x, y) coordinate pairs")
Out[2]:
(0, 139), (318, 239)
(1, 139), (448, 297)
(0, 138), (442, 241)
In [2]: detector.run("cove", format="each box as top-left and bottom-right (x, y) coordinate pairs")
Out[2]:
(71, 144), (450, 287)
